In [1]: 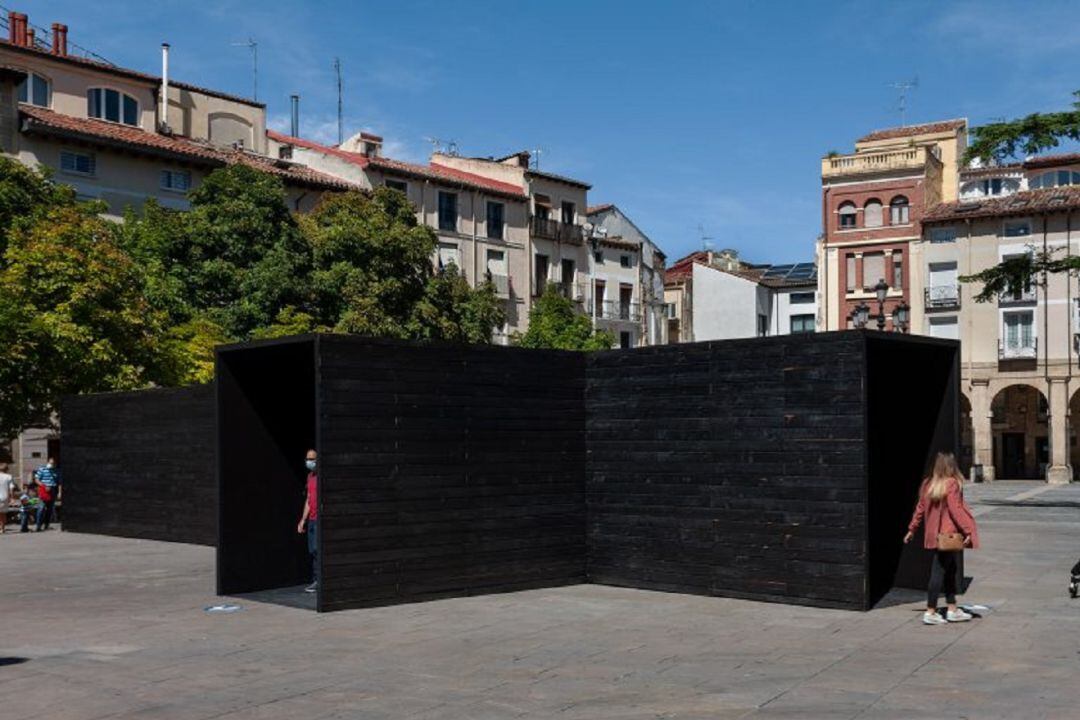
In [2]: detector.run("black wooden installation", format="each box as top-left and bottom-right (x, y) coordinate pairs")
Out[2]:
(61, 385), (216, 546)
(64, 330), (957, 612)
(315, 335), (586, 612)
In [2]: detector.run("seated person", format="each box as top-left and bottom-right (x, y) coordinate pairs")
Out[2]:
(19, 487), (41, 534)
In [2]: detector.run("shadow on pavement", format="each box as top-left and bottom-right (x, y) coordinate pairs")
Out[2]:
(234, 585), (316, 611)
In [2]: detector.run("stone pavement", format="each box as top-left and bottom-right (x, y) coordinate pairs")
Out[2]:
(1, 481), (1079, 719)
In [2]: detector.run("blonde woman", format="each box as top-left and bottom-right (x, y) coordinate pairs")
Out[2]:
(904, 452), (979, 625)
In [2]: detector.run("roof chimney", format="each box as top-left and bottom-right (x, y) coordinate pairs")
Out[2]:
(25, 27), (34, 48)
(159, 43), (170, 132)
(290, 94), (299, 138)
(51, 23), (67, 56)
(8, 12), (27, 47)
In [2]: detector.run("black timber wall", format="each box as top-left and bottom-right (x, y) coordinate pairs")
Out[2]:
(62, 385), (216, 546)
(585, 333), (872, 610)
(318, 335), (586, 612)
(217, 339), (316, 596)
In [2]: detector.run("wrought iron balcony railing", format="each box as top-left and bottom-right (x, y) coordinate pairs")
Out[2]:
(925, 285), (961, 310)
(999, 338), (1037, 360)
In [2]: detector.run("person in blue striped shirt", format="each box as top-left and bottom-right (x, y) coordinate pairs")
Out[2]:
(33, 457), (60, 531)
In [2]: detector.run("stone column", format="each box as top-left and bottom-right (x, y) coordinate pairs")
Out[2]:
(970, 380), (994, 482)
(1047, 377), (1072, 484)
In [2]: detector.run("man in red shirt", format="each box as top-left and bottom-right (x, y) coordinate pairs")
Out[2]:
(296, 449), (318, 593)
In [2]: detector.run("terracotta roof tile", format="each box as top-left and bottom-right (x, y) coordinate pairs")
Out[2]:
(1023, 153), (1080, 170)
(21, 107), (354, 191)
(857, 119), (967, 143)
(586, 204), (614, 215)
(923, 185), (1080, 224)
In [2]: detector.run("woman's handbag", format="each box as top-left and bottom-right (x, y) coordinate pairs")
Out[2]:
(936, 532), (966, 551)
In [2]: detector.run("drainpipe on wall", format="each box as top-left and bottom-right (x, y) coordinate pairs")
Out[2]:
(821, 186), (831, 329)
(160, 43), (170, 133)
(473, 190), (479, 288)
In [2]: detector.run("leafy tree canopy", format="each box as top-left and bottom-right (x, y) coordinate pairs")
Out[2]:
(514, 284), (615, 351)
(965, 90), (1080, 164)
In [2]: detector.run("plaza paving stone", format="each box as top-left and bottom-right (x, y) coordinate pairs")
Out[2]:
(2, 480), (1079, 719)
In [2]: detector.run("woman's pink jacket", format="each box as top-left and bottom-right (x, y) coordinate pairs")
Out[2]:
(907, 478), (979, 550)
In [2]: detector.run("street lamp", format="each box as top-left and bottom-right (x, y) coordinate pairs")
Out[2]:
(892, 301), (911, 333)
(851, 301), (871, 329)
(874, 278), (888, 331)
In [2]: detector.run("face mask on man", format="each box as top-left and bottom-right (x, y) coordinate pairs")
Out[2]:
(305, 459), (317, 471)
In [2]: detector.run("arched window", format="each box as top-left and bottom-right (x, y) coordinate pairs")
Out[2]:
(838, 201), (857, 229)
(1030, 170), (1080, 189)
(16, 71), (50, 107)
(864, 199), (883, 228)
(890, 196), (910, 225)
(87, 87), (139, 126)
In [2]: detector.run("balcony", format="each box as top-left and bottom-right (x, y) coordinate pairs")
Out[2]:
(925, 285), (961, 310)
(999, 338), (1037, 361)
(998, 286), (1036, 305)
(530, 216), (584, 245)
(593, 300), (641, 322)
(821, 146), (941, 179)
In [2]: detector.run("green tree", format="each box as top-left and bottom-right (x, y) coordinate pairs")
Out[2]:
(0, 156), (74, 261)
(965, 90), (1080, 164)
(0, 204), (177, 437)
(408, 264), (505, 344)
(514, 284), (615, 351)
(302, 188), (435, 335)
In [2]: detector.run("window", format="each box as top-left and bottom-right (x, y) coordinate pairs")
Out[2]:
(60, 150), (95, 176)
(1003, 311), (1035, 351)
(928, 316), (959, 340)
(486, 201), (505, 240)
(561, 258), (575, 284)
(619, 331), (632, 349)
(930, 226), (956, 243)
(864, 199), (883, 228)
(1030, 170), (1080, 189)
(790, 314), (815, 334)
(561, 201), (575, 225)
(594, 251), (603, 264)
(486, 249), (508, 295)
(594, 279), (606, 317)
(16, 71), (50, 107)
(890, 196), (910, 225)
(666, 303), (677, 319)
(438, 242), (460, 270)
(790, 292), (815, 304)
(620, 255), (632, 268)
(846, 254), (856, 292)
(535, 254), (549, 293)
(757, 314), (769, 337)
(87, 88), (139, 126)
(160, 169), (191, 192)
(863, 253), (886, 290)
(437, 192), (457, 232)
(1004, 219), (1031, 237)
(838, 202), (857, 229)
(534, 195), (551, 221)
(892, 251), (903, 289)
(385, 179), (407, 193)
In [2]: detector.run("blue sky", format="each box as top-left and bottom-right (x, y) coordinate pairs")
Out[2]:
(29, 0), (1080, 263)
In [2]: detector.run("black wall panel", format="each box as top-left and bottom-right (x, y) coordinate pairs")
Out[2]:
(317, 335), (586, 612)
(585, 333), (873, 610)
(62, 385), (216, 545)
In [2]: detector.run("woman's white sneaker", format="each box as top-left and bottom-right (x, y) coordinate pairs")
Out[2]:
(946, 608), (972, 622)
(922, 612), (948, 625)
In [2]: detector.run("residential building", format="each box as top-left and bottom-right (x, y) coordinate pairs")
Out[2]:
(664, 250), (817, 342)
(816, 119), (968, 333)
(0, 10), (350, 220)
(586, 204), (668, 347)
(268, 132), (531, 341)
(0, 9), (352, 482)
(917, 153), (1080, 483)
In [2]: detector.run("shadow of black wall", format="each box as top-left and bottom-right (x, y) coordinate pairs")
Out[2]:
(62, 385), (215, 545)
(585, 333), (870, 610)
(217, 339), (315, 595)
(317, 336), (586, 612)
(866, 335), (960, 604)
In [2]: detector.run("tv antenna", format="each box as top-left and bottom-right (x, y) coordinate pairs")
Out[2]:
(887, 76), (918, 127)
(333, 57), (343, 145)
(231, 38), (258, 101)
(424, 136), (443, 153)
(530, 148), (544, 170)
(698, 224), (715, 252)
